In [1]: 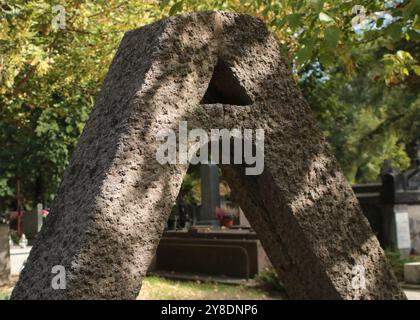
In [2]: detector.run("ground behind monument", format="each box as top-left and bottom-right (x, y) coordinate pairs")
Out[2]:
(1, 276), (419, 300)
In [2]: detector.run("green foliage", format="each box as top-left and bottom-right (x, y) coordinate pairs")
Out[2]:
(0, 0), (419, 209)
(385, 249), (420, 281)
(255, 266), (285, 293)
(180, 165), (201, 204)
(0, 1), (168, 210)
(300, 54), (417, 182)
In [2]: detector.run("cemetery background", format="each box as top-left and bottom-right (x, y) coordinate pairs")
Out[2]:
(0, 1), (420, 299)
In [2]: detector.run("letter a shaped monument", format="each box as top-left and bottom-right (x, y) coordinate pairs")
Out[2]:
(12, 12), (405, 299)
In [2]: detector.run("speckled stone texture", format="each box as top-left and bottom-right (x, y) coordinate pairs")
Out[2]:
(11, 12), (405, 300)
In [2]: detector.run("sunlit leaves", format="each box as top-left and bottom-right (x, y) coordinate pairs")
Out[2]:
(154, 0), (420, 84)
(383, 50), (418, 85)
(0, 0), (167, 208)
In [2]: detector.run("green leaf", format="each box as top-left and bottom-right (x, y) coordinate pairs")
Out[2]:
(310, 0), (324, 14)
(65, 125), (73, 134)
(376, 18), (385, 28)
(386, 23), (402, 40)
(160, 0), (170, 10)
(396, 50), (413, 61)
(262, 6), (271, 17)
(169, 1), (183, 16)
(413, 65), (420, 76)
(324, 26), (340, 48)
(296, 45), (313, 64)
(271, 18), (286, 28)
(319, 51), (334, 66)
(271, 3), (280, 15)
(407, 29), (420, 41)
(286, 13), (303, 30)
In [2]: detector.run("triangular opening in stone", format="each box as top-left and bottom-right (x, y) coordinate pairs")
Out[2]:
(200, 59), (253, 105)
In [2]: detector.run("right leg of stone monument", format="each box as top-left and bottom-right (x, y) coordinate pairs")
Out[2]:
(221, 149), (405, 299)
(207, 10), (403, 299)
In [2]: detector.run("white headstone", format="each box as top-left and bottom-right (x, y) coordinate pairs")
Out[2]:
(394, 204), (411, 249)
(37, 203), (43, 232)
(404, 262), (420, 284)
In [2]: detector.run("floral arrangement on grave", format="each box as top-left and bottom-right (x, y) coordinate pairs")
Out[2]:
(216, 207), (237, 228)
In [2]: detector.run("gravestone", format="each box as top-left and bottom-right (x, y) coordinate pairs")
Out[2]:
(22, 203), (44, 245)
(404, 262), (420, 284)
(394, 204), (411, 254)
(12, 12), (405, 299)
(0, 222), (10, 285)
(198, 163), (220, 225)
(380, 145), (420, 255)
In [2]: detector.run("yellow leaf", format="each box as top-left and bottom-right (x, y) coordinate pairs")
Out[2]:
(412, 65), (420, 76)
(36, 60), (51, 76)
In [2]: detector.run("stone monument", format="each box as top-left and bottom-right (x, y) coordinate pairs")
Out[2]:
(12, 12), (405, 299)
(198, 163), (220, 225)
(22, 203), (44, 245)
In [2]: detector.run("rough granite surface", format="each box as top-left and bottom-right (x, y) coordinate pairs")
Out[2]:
(11, 12), (406, 300)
